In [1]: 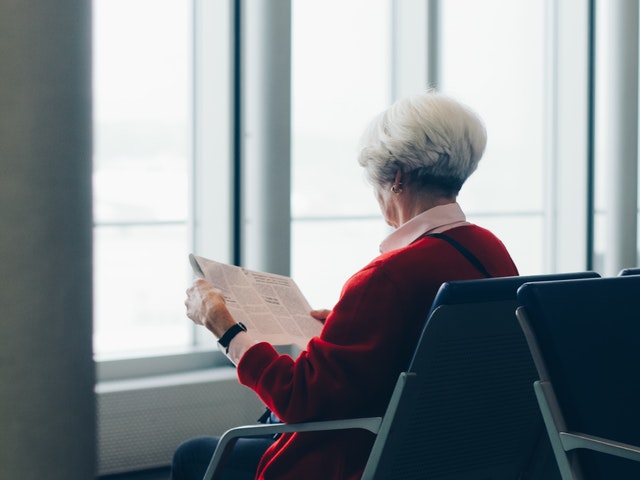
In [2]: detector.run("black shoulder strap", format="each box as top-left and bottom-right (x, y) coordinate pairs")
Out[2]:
(425, 232), (492, 278)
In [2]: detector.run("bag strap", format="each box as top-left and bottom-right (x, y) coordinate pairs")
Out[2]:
(424, 232), (493, 278)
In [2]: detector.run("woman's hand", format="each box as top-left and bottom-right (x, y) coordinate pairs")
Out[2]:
(310, 309), (331, 324)
(185, 278), (237, 338)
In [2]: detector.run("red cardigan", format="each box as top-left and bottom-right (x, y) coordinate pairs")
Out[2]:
(237, 225), (519, 479)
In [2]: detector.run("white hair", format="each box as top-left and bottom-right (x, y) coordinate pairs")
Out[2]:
(357, 91), (487, 193)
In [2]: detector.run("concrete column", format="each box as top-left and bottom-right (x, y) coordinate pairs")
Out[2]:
(0, 2), (95, 479)
(241, 0), (292, 275)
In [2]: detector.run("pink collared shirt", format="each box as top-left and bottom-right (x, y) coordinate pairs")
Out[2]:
(379, 202), (469, 253)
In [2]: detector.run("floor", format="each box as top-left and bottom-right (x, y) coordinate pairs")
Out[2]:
(99, 467), (171, 480)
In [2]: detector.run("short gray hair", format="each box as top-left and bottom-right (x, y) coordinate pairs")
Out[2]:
(357, 91), (487, 194)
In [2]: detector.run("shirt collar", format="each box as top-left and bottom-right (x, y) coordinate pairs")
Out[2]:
(379, 202), (468, 253)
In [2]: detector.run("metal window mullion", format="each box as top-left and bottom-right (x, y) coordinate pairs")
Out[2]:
(192, 0), (234, 346)
(546, 1), (591, 273)
(241, 0), (292, 275)
(603, 0), (639, 275)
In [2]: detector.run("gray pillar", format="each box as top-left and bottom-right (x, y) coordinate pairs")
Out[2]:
(0, 2), (95, 479)
(605, 0), (639, 275)
(242, 0), (292, 275)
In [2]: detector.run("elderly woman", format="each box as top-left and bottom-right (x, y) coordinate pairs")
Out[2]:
(172, 91), (519, 479)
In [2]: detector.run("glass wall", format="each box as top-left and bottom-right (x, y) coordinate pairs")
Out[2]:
(440, 0), (545, 275)
(92, 0), (192, 355)
(290, 0), (392, 308)
(93, 1), (635, 359)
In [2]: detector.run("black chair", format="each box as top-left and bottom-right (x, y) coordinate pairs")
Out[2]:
(618, 267), (640, 276)
(516, 275), (640, 480)
(204, 272), (599, 480)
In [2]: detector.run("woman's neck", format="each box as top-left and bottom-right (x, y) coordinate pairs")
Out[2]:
(398, 194), (457, 226)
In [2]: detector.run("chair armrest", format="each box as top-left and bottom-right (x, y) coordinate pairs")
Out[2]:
(203, 416), (383, 480)
(560, 431), (640, 462)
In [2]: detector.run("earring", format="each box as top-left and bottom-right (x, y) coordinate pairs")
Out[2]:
(391, 183), (403, 194)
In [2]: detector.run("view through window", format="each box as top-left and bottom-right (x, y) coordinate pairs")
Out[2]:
(290, 0), (392, 309)
(92, 0), (192, 356)
(440, 0), (545, 274)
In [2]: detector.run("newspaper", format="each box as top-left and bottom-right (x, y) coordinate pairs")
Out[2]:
(189, 254), (322, 349)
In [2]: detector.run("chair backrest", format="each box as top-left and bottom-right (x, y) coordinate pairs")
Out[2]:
(362, 271), (600, 480)
(618, 266), (640, 276)
(516, 275), (640, 479)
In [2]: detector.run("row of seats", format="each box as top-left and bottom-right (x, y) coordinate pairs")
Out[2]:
(516, 271), (640, 480)
(203, 269), (640, 480)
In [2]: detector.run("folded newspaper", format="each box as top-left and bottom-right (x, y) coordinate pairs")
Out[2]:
(189, 254), (322, 349)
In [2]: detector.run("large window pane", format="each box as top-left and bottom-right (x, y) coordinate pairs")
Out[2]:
(441, 0), (545, 273)
(93, 225), (191, 354)
(292, 220), (390, 308)
(93, 0), (192, 356)
(291, 0), (392, 306)
(291, 0), (391, 218)
(467, 214), (544, 275)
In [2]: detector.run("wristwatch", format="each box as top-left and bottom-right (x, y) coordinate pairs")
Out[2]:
(218, 322), (247, 353)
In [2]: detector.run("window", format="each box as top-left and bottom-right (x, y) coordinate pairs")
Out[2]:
(93, 4), (639, 474)
(94, 1), (626, 360)
(290, 0), (392, 309)
(92, 0), (193, 356)
(440, 0), (545, 274)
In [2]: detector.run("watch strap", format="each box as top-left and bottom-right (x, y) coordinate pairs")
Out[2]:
(218, 323), (247, 353)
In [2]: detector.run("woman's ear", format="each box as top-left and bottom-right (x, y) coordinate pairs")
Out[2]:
(391, 170), (403, 194)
